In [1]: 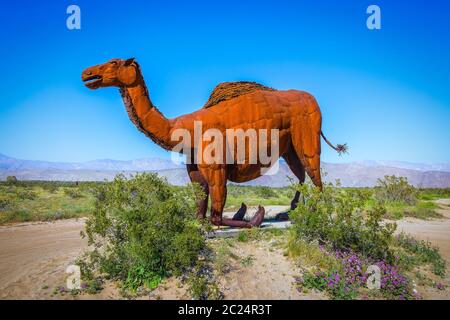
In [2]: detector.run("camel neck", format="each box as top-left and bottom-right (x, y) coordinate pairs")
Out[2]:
(119, 79), (174, 151)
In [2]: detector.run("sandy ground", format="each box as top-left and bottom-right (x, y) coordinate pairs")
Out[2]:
(0, 219), (87, 299)
(213, 240), (325, 300)
(396, 199), (450, 261)
(0, 201), (449, 300)
(146, 237), (325, 300)
(394, 199), (450, 300)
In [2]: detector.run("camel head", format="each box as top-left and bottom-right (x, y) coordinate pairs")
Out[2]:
(82, 58), (139, 89)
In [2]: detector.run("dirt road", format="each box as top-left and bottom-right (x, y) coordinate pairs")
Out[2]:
(0, 219), (87, 299)
(396, 199), (450, 261)
(0, 201), (449, 299)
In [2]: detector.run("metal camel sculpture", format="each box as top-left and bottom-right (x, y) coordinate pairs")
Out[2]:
(82, 58), (346, 228)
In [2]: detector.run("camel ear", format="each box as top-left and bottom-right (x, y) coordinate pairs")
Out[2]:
(124, 57), (135, 66)
(118, 63), (137, 86)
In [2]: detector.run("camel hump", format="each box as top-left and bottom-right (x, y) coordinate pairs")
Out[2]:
(203, 81), (275, 108)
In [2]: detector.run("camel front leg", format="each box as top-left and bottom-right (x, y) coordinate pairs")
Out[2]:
(209, 183), (230, 226)
(210, 183), (262, 228)
(186, 164), (209, 219)
(199, 165), (258, 228)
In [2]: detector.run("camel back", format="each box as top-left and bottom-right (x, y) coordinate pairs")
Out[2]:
(204, 81), (275, 108)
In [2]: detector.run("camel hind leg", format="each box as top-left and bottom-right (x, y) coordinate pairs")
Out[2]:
(283, 147), (305, 210)
(274, 147), (306, 221)
(302, 155), (322, 190)
(290, 111), (323, 190)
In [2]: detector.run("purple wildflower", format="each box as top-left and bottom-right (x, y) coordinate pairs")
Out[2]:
(436, 283), (445, 291)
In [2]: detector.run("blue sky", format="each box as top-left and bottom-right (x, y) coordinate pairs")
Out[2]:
(0, 0), (449, 163)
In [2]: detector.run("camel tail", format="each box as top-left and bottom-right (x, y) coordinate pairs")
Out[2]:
(320, 131), (348, 156)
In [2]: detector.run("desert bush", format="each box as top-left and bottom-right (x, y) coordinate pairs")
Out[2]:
(345, 187), (373, 203)
(41, 183), (59, 193)
(0, 200), (18, 224)
(374, 175), (417, 205)
(80, 173), (208, 292)
(225, 185), (293, 210)
(288, 238), (341, 271)
(405, 201), (442, 220)
(418, 188), (450, 200)
(290, 182), (397, 261)
(253, 186), (277, 198)
(226, 185), (247, 198)
(0, 199), (9, 211)
(15, 188), (38, 201)
(300, 266), (360, 300)
(6, 176), (18, 185)
(289, 181), (444, 300)
(0, 196), (14, 211)
(0, 182), (95, 224)
(10, 209), (31, 222)
(396, 233), (446, 277)
(63, 187), (83, 199)
(187, 265), (222, 300)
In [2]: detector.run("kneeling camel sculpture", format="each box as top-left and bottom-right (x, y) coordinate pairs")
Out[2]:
(82, 58), (346, 228)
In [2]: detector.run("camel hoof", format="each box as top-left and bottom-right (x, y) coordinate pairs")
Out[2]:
(249, 206), (265, 227)
(232, 203), (247, 221)
(275, 212), (290, 221)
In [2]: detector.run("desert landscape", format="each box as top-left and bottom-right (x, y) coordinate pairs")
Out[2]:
(0, 174), (449, 300)
(1, 1), (449, 306)
(0, 201), (449, 300)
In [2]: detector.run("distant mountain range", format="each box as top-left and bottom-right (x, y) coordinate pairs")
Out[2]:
(355, 160), (450, 173)
(1, 153), (449, 188)
(0, 153), (180, 172)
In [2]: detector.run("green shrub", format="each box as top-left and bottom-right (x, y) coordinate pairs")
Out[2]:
(0, 197), (14, 211)
(236, 228), (264, 243)
(406, 201), (442, 220)
(396, 233), (446, 277)
(301, 269), (358, 300)
(81, 173), (207, 292)
(6, 176), (18, 185)
(384, 200), (442, 220)
(240, 255), (255, 267)
(290, 182), (397, 261)
(345, 187), (373, 203)
(225, 185), (293, 210)
(374, 175), (417, 205)
(41, 183), (59, 193)
(188, 269), (221, 300)
(236, 231), (249, 242)
(418, 188), (450, 200)
(63, 187), (83, 199)
(254, 186), (277, 198)
(16, 189), (37, 200)
(13, 209), (31, 222)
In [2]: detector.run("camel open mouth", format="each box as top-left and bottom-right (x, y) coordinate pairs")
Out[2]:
(83, 75), (103, 89)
